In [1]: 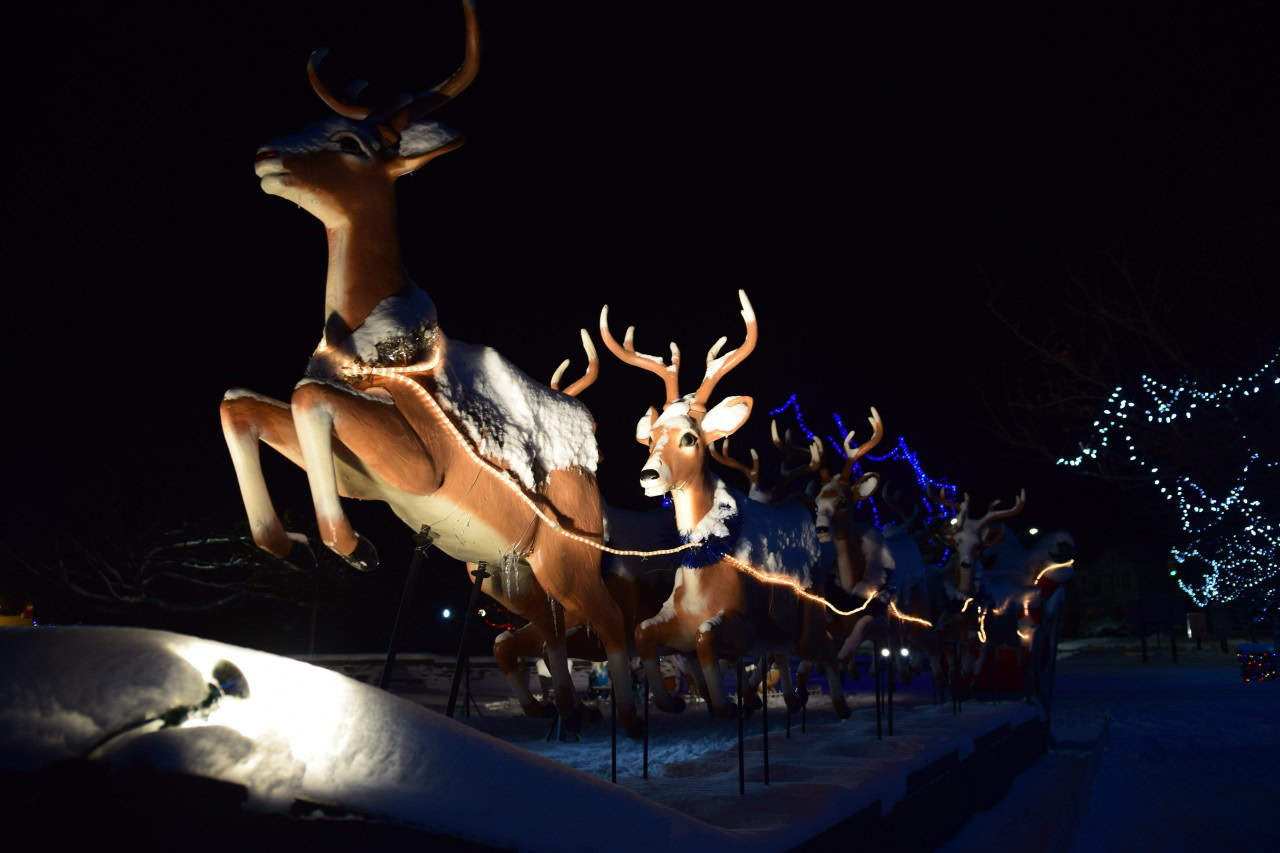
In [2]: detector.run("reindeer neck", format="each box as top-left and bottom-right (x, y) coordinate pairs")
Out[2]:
(322, 199), (407, 343)
(671, 469), (718, 537)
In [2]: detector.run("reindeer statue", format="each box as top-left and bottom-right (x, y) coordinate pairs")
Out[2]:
(219, 1), (646, 735)
(600, 291), (851, 719)
(924, 487), (1027, 687)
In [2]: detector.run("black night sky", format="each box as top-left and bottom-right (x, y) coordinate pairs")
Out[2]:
(4, 2), (1277, 652)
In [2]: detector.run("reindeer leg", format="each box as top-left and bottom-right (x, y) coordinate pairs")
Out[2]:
(220, 392), (302, 557)
(492, 623), (556, 718)
(696, 611), (751, 719)
(221, 389), (396, 559)
(825, 662), (852, 718)
(636, 601), (685, 713)
(837, 614), (875, 663)
(289, 382), (438, 567)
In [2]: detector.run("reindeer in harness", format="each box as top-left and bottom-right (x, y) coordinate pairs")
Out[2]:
(600, 292), (852, 718)
(220, 1), (648, 735)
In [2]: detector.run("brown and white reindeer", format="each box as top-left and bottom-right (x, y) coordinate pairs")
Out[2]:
(600, 291), (851, 718)
(219, 1), (644, 734)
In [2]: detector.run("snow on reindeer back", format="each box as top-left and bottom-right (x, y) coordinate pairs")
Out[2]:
(680, 476), (822, 588)
(433, 339), (599, 490)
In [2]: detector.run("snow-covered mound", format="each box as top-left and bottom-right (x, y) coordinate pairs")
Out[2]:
(0, 627), (723, 850)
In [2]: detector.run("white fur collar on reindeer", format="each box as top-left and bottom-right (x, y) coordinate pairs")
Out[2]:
(681, 475), (738, 542)
(678, 475), (822, 588)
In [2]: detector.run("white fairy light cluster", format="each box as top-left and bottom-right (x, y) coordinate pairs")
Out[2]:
(1058, 348), (1280, 612)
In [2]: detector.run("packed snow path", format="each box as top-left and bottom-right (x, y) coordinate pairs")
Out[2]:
(943, 645), (1279, 852)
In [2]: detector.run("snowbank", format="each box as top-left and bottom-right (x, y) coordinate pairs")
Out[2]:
(0, 627), (724, 850)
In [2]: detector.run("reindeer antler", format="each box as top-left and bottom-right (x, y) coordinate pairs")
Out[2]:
(837, 407), (884, 484)
(308, 2), (480, 137)
(708, 438), (759, 486)
(308, 49), (374, 120)
(550, 329), (598, 397)
(772, 437), (822, 498)
(386, 0), (481, 131)
(691, 290), (757, 413)
(771, 420), (817, 473)
(599, 306), (682, 405)
(976, 489), (1027, 530)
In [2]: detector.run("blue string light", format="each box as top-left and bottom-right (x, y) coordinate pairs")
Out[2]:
(772, 395), (961, 568)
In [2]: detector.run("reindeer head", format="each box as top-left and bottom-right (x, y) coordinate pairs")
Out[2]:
(812, 410), (884, 541)
(600, 291), (758, 500)
(254, 1), (478, 225)
(933, 487), (1026, 593)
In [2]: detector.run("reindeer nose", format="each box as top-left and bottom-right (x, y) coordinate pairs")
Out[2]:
(816, 525), (830, 536)
(640, 469), (660, 482)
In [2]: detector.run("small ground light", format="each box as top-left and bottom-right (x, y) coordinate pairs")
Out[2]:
(478, 608), (486, 617)
(1028, 527), (1039, 535)
(442, 608), (451, 619)
(900, 648), (910, 657)
(880, 648), (891, 658)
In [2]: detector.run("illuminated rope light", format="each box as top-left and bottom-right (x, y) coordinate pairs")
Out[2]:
(887, 601), (933, 628)
(1034, 559), (1075, 584)
(343, 361), (895, 618)
(960, 598), (974, 613)
(1017, 629), (1032, 641)
(977, 609), (988, 644)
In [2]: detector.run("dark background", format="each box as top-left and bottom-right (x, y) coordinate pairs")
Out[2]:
(3, 2), (1276, 652)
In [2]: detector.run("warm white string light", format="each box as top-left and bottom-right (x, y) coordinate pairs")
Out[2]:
(342, 359), (932, 622)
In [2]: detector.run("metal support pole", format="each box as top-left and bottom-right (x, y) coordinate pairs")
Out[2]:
(379, 526), (433, 690)
(308, 572), (320, 655)
(643, 675), (649, 781)
(611, 685), (617, 784)
(1170, 630), (1178, 664)
(762, 659), (769, 786)
(875, 648), (883, 740)
(446, 561), (490, 718)
(888, 648), (895, 736)
(801, 698), (806, 733)
(737, 658), (745, 796)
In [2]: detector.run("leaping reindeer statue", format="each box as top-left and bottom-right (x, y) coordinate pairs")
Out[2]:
(600, 291), (851, 718)
(220, 1), (644, 735)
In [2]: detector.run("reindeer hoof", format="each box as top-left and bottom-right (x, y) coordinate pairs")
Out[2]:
(340, 534), (380, 572)
(655, 695), (686, 714)
(743, 691), (763, 711)
(521, 701), (557, 719)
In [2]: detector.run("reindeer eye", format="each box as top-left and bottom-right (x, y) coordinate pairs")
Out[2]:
(679, 433), (698, 448)
(334, 134), (367, 157)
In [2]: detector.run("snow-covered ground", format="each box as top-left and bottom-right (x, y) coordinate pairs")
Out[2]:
(8, 627), (1269, 851)
(1, 626), (1038, 850)
(943, 644), (1279, 852)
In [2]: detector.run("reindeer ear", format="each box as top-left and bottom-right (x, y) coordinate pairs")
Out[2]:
(387, 122), (465, 178)
(702, 396), (753, 443)
(635, 406), (657, 445)
(852, 472), (880, 501)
